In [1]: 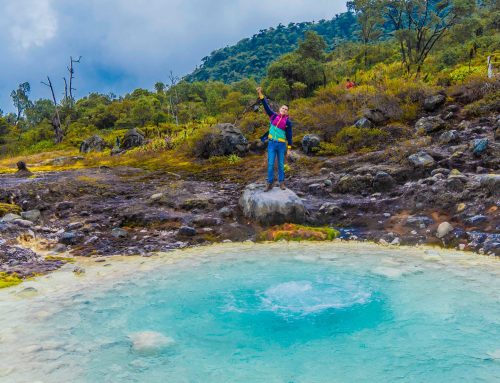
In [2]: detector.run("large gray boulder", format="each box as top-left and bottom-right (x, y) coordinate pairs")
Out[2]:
(80, 135), (107, 153)
(239, 183), (306, 226)
(194, 123), (248, 159)
(415, 116), (446, 134)
(408, 151), (435, 168)
(301, 134), (321, 155)
(121, 128), (145, 150)
(363, 108), (388, 124)
(335, 174), (374, 194)
(423, 94), (446, 112)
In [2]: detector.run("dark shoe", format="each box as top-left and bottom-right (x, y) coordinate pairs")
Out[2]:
(264, 182), (273, 192)
(279, 182), (286, 190)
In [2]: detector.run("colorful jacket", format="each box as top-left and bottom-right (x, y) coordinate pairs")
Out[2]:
(259, 96), (293, 148)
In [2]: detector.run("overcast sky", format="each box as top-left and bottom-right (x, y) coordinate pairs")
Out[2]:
(0, 0), (347, 113)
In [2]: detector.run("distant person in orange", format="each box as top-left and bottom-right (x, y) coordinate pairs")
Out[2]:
(345, 78), (355, 89)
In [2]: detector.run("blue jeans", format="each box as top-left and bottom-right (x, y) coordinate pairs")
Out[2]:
(267, 140), (286, 183)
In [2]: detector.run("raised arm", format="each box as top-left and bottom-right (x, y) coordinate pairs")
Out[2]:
(256, 87), (276, 117)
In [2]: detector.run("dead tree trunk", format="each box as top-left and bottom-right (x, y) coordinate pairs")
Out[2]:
(42, 76), (64, 143)
(67, 56), (82, 106)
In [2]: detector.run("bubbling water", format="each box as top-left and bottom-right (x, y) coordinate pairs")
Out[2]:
(0, 242), (499, 383)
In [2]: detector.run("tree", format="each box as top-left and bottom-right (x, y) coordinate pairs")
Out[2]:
(10, 82), (32, 124)
(347, 0), (384, 68)
(383, 0), (475, 74)
(297, 31), (327, 60)
(25, 99), (55, 127)
(154, 82), (166, 94)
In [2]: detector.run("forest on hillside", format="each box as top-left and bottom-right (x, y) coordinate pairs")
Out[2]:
(0, 0), (498, 161)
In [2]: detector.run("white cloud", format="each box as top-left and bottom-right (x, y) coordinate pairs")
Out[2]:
(6, 0), (58, 50)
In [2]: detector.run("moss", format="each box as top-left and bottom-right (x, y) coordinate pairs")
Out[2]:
(44, 256), (76, 263)
(259, 223), (340, 242)
(0, 272), (23, 289)
(0, 203), (21, 216)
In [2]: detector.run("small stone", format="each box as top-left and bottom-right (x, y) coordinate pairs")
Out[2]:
(354, 117), (374, 129)
(323, 179), (332, 187)
(178, 226), (196, 237)
(21, 209), (41, 222)
(471, 138), (488, 156)
(466, 215), (488, 225)
(73, 266), (85, 275)
(439, 130), (458, 144)
(59, 231), (83, 245)
(390, 238), (400, 246)
(456, 203), (466, 213)
(436, 222), (453, 239)
(150, 193), (164, 201)
(458, 244), (466, 251)
(219, 206), (233, 218)
(383, 213), (391, 218)
(12, 219), (33, 228)
(320, 167), (329, 175)
(0, 213), (22, 222)
(67, 222), (84, 230)
(111, 228), (128, 238)
(408, 151), (435, 168)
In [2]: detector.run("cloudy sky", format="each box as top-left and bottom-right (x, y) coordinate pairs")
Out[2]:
(0, 0), (347, 113)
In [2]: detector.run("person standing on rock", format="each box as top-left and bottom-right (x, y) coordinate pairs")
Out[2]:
(256, 87), (293, 192)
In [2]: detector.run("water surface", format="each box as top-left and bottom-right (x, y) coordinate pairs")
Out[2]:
(0, 242), (499, 382)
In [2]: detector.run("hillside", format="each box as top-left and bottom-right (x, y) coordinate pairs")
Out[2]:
(184, 12), (357, 83)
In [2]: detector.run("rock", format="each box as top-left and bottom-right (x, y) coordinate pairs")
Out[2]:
(194, 123), (248, 159)
(408, 151), (435, 168)
(446, 177), (464, 192)
(239, 183), (306, 226)
(150, 193), (164, 201)
(363, 108), (388, 124)
(120, 128), (145, 150)
(56, 201), (74, 211)
(301, 134), (321, 155)
(219, 206), (234, 218)
(128, 331), (174, 355)
(471, 138), (488, 156)
(415, 116), (446, 134)
(480, 174), (500, 196)
(439, 130), (459, 144)
(318, 202), (343, 217)
(111, 228), (128, 238)
(323, 179), (332, 187)
(67, 222), (84, 230)
(372, 171), (395, 192)
(192, 216), (221, 227)
(59, 231), (83, 246)
(79, 135), (107, 153)
(436, 222), (454, 239)
(406, 216), (434, 228)
(178, 226), (196, 237)
(50, 156), (84, 166)
(354, 117), (373, 129)
(423, 94), (446, 112)
(20, 209), (41, 222)
(308, 183), (324, 194)
(431, 168), (450, 176)
(0, 244), (40, 264)
(0, 213), (22, 222)
(73, 266), (85, 275)
(465, 215), (488, 226)
(12, 219), (33, 228)
(336, 174), (374, 194)
(16, 161), (32, 177)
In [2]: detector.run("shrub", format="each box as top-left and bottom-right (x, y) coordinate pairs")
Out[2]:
(317, 142), (348, 156)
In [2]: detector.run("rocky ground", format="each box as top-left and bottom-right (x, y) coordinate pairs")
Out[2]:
(0, 102), (499, 280)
